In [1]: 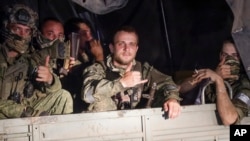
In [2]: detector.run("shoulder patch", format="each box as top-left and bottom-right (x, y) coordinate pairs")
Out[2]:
(235, 93), (250, 106)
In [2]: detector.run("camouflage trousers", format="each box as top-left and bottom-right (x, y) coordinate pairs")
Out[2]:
(0, 89), (73, 119)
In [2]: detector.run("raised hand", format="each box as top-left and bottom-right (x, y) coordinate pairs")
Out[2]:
(36, 56), (53, 85)
(192, 68), (222, 83)
(68, 57), (76, 70)
(215, 56), (238, 80)
(216, 56), (231, 78)
(89, 39), (104, 61)
(120, 62), (148, 88)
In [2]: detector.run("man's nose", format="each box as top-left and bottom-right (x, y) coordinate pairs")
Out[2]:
(19, 29), (26, 36)
(51, 34), (57, 40)
(123, 44), (130, 50)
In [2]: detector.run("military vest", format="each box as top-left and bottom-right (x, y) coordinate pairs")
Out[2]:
(0, 44), (41, 102)
(0, 54), (29, 101)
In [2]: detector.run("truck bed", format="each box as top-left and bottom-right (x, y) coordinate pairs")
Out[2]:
(0, 104), (249, 141)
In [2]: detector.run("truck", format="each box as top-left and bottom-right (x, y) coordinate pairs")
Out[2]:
(0, 104), (250, 141)
(0, 0), (250, 140)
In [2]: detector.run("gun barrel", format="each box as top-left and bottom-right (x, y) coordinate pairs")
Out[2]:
(145, 82), (157, 108)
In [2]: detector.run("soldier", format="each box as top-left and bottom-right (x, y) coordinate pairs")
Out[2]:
(40, 17), (65, 41)
(64, 17), (104, 64)
(37, 17), (75, 77)
(62, 18), (104, 113)
(82, 26), (182, 119)
(0, 4), (73, 119)
(179, 37), (250, 125)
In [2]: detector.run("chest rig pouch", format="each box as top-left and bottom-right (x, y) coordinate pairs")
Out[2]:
(104, 61), (144, 109)
(0, 56), (29, 103)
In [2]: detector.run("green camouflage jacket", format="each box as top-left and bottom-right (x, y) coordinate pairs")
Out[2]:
(82, 55), (181, 112)
(204, 74), (250, 124)
(0, 43), (62, 102)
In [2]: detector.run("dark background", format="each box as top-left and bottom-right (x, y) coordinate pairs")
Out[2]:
(0, 0), (234, 81)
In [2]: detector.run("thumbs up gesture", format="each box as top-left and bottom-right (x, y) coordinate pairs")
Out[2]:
(36, 56), (53, 85)
(120, 62), (148, 88)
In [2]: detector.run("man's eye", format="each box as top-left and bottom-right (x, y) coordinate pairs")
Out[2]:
(46, 32), (53, 37)
(25, 29), (31, 34)
(221, 52), (228, 57)
(12, 27), (20, 32)
(232, 53), (239, 57)
(58, 34), (65, 39)
(129, 42), (137, 47)
(79, 31), (86, 35)
(117, 42), (124, 46)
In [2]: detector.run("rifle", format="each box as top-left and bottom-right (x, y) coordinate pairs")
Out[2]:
(145, 82), (157, 108)
(117, 92), (131, 110)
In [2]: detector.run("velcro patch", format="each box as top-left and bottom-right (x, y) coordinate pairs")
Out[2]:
(236, 93), (250, 106)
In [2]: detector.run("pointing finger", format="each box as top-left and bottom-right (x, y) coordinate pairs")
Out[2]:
(137, 79), (148, 85)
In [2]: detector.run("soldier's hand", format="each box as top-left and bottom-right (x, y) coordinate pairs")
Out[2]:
(89, 39), (104, 61)
(36, 56), (53, 85)
(216, 57), (230, 77)
(193, 69), (224, 83)
(68, 57), (76, 70)
(215, 56), (238, 80)
(189, 69), (207, 85)
(163, 99), (181, 119)
(120, 62), (148, 88)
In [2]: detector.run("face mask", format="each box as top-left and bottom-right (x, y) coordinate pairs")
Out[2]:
(5, 30), (31, 54)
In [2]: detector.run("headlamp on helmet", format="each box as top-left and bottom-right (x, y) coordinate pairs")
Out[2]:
(5, 4), (38, 35)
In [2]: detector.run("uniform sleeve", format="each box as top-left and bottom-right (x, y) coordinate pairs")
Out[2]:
(142, 62), (182, 105)
(231, 76), (250, 124)
(45, 73), (62, 94)
(81, 63), (126, 103)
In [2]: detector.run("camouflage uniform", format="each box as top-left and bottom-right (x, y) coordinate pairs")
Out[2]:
(203, 74), (250, 124)
(0, 4), (73, 119)
(202, 56), (250, 124)
(0, 43), (73, 119)
(82, 55), (181, 112)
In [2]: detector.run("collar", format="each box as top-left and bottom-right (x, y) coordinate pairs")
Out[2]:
(106, 54), (136, 75)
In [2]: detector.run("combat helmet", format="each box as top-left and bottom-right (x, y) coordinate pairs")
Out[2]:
(4, 4), (38, 34)
(1, 4), (38, 53)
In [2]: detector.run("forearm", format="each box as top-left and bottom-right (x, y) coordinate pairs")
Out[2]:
(157, 78), (182, 102)
(82, 65), (126, 103)
(216, 79), (238, 125)
(82, 78), (125, 101)
(179, 77), (198, 94)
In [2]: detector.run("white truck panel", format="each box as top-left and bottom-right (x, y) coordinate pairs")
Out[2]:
(0, 104), (249, 141)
